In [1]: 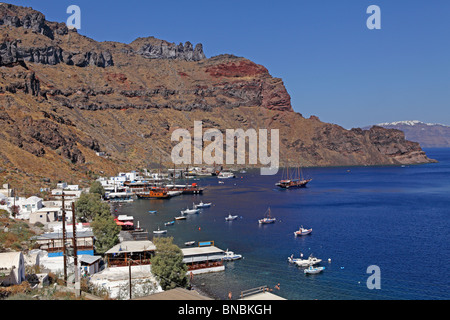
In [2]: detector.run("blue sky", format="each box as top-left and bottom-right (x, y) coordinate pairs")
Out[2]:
(6, 0), (450, 128)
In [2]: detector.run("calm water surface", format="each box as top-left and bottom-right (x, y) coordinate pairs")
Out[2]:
(116, 148), (450, 300)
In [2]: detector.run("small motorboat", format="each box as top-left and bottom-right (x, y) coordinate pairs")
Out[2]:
(181, 207), (200, 215)
(175, 215), (186, 220)
(218, 181), (225, 184)
(294, 226), (312, 236)
(225, 214), (239, 221)
(194, 201), (212, 209)
(288, 254), (322, 267)
(222, 249), (242, 261)
(304, 266), (325, 274)
(148, 210), (157, 214)
(218, 171), (235, 179)
(184, 241), (196, 246)
(164, 221), (175, 226)
(153, 227), (167, 234)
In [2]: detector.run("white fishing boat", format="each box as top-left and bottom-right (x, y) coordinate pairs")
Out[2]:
(225, 214), (239, 221)
(258, 207), (276, 224)
(153, 227), (167, 234)
(294, 226), (312, 236)
(218, 171), (235, 179)
(175, 215), (186, 220)
(304, 266), (325, 274)
(181, 207), (200, 215)
(181, 203), (200, 215)
(184, 241), (196, 246)
(288, 254), (322, 267)
(222, 249), (242, 261)
(194, 201), (212, 208)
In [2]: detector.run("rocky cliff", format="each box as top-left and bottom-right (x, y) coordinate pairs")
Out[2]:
(0, 3), (436, 193)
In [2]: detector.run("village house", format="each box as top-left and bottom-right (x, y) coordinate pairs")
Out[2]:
(0, 252), (26, 286)
(80, 255), (102, 275)
(0, 184), (13, 197)
(51, 189), (82, 199)
(4, 196), (44, 219)
(31, 230), (95, 257)
(29, 207), (61, 225)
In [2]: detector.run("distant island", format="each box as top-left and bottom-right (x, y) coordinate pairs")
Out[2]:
(362, 121), (450, 148)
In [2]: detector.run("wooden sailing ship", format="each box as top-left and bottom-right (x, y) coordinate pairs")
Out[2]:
(275, 165), (312, 189)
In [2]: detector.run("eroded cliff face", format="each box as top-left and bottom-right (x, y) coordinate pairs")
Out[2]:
(0, 3), (436, 192)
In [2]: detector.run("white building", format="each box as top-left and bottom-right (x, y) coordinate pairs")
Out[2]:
(0, 183), (13, 197)
(51, 189), (82, 199)
(0, 252), (26, 286)
(29, 207), (61, 225)
(4, 196), (43, 219)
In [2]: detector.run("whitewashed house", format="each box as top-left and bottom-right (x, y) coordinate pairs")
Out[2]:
(29, 207), (61, 225)
(0, 252), (26, 286)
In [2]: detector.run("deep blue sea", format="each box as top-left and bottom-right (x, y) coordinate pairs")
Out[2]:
(117, 148), (450, 300)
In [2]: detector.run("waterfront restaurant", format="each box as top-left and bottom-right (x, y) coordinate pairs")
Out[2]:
(104, 240), (156, 267)
(181, 242), (226, 274)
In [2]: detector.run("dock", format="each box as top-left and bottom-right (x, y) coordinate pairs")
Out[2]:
(238, 286), (286, 300)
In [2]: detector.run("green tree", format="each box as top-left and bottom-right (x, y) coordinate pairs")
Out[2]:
(150, 237), (189, 290)
(89, 181), (105, 198)
(76, 193), (109, 222)
(91, 213), (120, 255)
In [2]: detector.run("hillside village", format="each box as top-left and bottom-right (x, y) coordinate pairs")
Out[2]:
(1, 166), (284, 300)
(0, 168), (212, 300)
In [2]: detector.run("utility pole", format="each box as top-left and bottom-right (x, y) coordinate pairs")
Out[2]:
(129, 259), (132, 300)
(62, 192), (67, 285)
(72, 202), (80, 297)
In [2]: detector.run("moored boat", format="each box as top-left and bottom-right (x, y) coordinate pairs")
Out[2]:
(164, 183), (204, 194)
(218, 171), (235, 179)
(294, 226), (312, 236)
(137, 189), (171, 199)
(164, 221), (175, 226)
(175, 215), (187, 220)
(304, 266), (325, 274)
(194, 201), (212, 208)
(181, 203), (200, 215)
(184, 241), (196, 246)
(222, 249), (242, 261)
(276, 165), (312, 189)
(225, 214), (239, 221)
(288, 254), (322, 267)
(181, 208), (200, 215)
(153, 227), (167, 234)
(258, 207), (276, 224)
